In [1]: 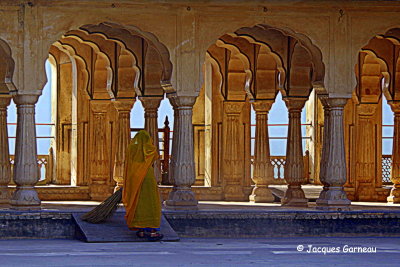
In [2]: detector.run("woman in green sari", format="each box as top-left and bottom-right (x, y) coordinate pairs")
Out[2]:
(122, 130), (163, 241)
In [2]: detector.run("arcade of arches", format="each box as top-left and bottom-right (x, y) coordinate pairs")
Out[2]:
(0, 0), (400, 211)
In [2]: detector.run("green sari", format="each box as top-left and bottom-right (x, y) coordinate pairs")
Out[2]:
(122, 130), (161, 230)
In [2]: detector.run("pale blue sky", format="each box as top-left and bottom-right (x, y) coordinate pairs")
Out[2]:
(6, 61), (394, 156)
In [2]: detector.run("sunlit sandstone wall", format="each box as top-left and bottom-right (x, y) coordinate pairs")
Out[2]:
(0, 1), (398, 99)
(1, 1), (400, 203)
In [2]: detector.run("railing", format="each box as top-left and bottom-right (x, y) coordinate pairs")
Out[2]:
(9, 154), (53, 185)
(6, 121), (393, 186)
(382, 155), (392, 185)
(251, 151), (310, 185)
(250, 123), (312, 140)
(7, 123), (55, 139)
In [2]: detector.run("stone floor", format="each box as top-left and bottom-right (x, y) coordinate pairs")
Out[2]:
(0, 237), (399, 266)
(29, 199), (400, 212)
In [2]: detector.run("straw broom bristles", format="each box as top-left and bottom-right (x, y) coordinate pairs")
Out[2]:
(81, 188), (123, 223)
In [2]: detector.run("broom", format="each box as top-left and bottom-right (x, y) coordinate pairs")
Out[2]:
(81, 188), (123, 223)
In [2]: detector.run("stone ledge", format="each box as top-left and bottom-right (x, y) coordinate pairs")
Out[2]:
(164, 210), (400, 220)
(164, 210), (400, 237)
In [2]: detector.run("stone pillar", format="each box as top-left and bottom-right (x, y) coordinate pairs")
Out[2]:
(168, 107), (178, 186)
(165, 95), (198, 209)
(112, 100), (134, 192)
(140, 96), (163, 184)
(388, 102), (400, 203)
(223, 101), (246, 201)
(89, 101), (111, 201)
(0, 97), (11, 203)
(316, 95), (330, 207)
(318, 98), (351, 210)
(282, 98), (308, 207)
(355, 103), (379, 200)
(249, 100), (275, 203)
(11, 94), (41, 207)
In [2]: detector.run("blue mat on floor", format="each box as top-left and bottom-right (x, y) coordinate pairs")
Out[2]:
(73, 212), (179, 242)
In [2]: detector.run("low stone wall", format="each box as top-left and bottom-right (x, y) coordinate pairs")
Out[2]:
(164, 210), (400, 238)
(0, 212), (76, 239)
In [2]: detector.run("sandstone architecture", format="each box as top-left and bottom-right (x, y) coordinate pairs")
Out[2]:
(0, 0), (400, 210)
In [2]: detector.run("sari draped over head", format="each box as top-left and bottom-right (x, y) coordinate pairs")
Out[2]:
(122, 130), (161, 230)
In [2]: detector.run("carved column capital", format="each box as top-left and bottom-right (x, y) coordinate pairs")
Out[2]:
(0, 96), (11, 107)
(13, 94), (39, 106)
(327, 97), (348, 109)
(112, 99), (135, 112)
(357, 103), (377, 116)
(317, 94), (329, 108)
(284, 97), (306, 111)
(251, 100), (274, 113)
(388, 101), (400, 114)
(90, 100), (110, 113)
(168, 94), (197, 109)
(140, 96), (163, 110)
(225, 101), (244, 114)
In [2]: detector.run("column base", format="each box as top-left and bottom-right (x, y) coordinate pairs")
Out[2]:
(0, 185), (10, 204)
(10, 186), (41, 207)
(315, 186), (328, 207)
(249, 186), (275, 203)
(223, 185), (247, 201)
(387, 185), (400, 204)
(164, 187), (198, 209)
(281, 185), (308, 207)
(316, 186), (351, 211)
(90, 183), (113, 201)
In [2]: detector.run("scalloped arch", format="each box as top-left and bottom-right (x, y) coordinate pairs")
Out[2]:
(215, 39), (253, 99)
(79, 22), (173, 92)
(0, 38), (16, 93)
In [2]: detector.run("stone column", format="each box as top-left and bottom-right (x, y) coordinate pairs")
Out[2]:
(318, 98), (351, 210)
(165, 95), (198, 209)
(316, 95), (330, 207)
(387, 102), (400, 203)
(140, 96), (163, 184)
(112, 100), (134, 192)
(0, 97), (11, 203)
(168, 106), (178, 186)
(11, 94), (41, 207)
(282, 98), (308, 207)
(249, 100), (275, 202)
(223, 101), (246, 201)
(89, 101), (111, 201)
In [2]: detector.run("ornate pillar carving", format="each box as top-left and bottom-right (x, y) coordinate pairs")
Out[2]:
(388, 102), (400, 203)
(355, 103), (379, 200)
(282, 98), (308, 206)
(11, 94), (41, 207)
(140, 96), (163, 184)
(0, 97), (11, 203)
(318, 98), (351, 210)
(112, 100), (134, 192)
(223, 101), (246, 201)
(89, 101), (111, 201)
(249, 100), (275, 202)
(165, 95), (198, 209)
(316, 95), (330, 207)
